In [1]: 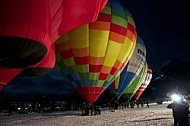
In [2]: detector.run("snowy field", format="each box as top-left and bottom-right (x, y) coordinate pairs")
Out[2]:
(0, 102), (177, 126)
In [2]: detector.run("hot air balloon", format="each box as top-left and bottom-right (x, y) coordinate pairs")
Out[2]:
(56, 0), (137, 103)
(0, 0), (108, 68)
(108, 35), (146, 100)
(122, 62), (147, 100)
(0, 0), (53, 68)
(0, 0), (108, 89)
(133, 65), (152, 101)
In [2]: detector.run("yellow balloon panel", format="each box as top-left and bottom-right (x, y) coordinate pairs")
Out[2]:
(117, 37), (136, 63)
(68, 25), (89, 49)
(103, 40), (123, 67)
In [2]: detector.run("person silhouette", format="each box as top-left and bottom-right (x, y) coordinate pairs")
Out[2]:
(167, 97), (189, 126)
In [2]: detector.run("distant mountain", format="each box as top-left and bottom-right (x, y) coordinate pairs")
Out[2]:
(153, 59), (190, 80)
(141, 59), (190, 99)
(1, 68), (76, 102)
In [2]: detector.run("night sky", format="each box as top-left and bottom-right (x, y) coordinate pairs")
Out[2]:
(2, 0), (190, 101)
(118, 0), (190, 71)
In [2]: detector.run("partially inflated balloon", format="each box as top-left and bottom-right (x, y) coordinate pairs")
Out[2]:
(133, 65), (152, 101)
(0, 0), (107, 89)
(122, 62), (147, 100)
(0, 0), (52, 68)
(109, 36), (146, 100)
(56, 0), (137, 103)
(0, 0), (107, 68)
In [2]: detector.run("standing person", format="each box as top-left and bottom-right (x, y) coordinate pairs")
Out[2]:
(88, 103), (94, 116)
(82, 102), (89, 116)
(97, 104), (101, 115)
(135, 100), (139, 108)
(94, 104), (101, 115)
(167, 99), (189, 126)
(167, 102), (181, 126)
(130, 101), (134, 108)
(126, 100), (130, 108)
(140, 100), (144, 108)
(146, 101), (149, 108)
(179, 103), (189, 126)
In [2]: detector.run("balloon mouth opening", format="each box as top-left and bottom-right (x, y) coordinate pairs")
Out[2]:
(75, 86), (106, 103)
(0, 36), (47, 68)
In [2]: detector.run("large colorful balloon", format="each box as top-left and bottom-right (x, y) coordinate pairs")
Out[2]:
(0, 0), (107, 89)
(133, 65), (152, 101)
(109, 36), (146, 100)
(122, 62), (147, 100)
(56, 0), (137, 103)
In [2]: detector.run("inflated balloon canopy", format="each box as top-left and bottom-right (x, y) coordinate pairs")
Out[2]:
(56, 0), (137, 103)
(0, 0), (107, 86)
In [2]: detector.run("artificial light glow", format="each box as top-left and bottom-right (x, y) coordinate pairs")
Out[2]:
(171, 94), (181, 102)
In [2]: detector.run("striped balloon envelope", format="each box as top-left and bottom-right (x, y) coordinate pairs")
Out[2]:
(108, 36), (146, 100)
(56, 0), (137, 103)
(122, 61), (147, 100)
(134, 65), (152, 101)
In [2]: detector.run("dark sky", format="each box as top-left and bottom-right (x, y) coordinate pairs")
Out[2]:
(118, 0), (190, 71)
(2, 0), (190, 101)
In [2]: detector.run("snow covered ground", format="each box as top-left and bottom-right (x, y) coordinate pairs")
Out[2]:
(0, 102), (176, 126)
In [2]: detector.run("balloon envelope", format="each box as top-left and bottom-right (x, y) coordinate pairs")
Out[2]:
(0, 0), (107, 68)
(108, 36), (146, 100)
(0, 0), (52, 68)
(134, 65), (152, 101)
(122, 62), (147, 100)
(56, 0), (137, 103)
(0, 0), (107, 89)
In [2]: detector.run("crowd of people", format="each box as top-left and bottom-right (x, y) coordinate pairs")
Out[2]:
(81, 100), (149, 116)
(107, 100), (150, 111)
(81, 103), (101, 116)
